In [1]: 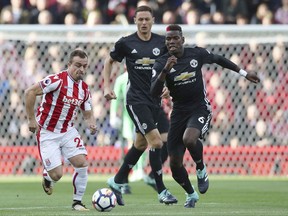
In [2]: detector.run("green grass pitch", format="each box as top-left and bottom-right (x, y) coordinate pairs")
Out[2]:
(0, 175), (287, 216)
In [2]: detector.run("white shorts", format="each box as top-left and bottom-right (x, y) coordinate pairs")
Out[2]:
(37, 127), (87, 171)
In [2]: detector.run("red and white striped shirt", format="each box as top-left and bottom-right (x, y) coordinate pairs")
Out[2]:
(36, 70), (92, 133)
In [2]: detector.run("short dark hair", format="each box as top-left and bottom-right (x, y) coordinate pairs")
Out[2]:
(166, 24), (182, 35)
(69, 49), (88, 63)
(135, 5), (153, 16)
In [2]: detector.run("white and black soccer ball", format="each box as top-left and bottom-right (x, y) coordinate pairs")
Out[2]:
(92, 188), (117, 212)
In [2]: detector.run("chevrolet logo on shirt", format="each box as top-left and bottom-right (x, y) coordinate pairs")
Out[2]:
(174, 72), (196, 81)
(135, 57), (155, 65)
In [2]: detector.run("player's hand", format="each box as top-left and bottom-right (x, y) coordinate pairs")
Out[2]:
(164, 55), (177, 72)
(104, 88), (117, 101)
(246, 72), (260, 84)
(89, 124), (98, 135)
(28, 119), (39, 133)
(161, 87), (170, 99)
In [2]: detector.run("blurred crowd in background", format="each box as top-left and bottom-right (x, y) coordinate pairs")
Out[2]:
(0, 0), (287, 149)
(1, 0), (288, 25)
(0, 34), (287, 148)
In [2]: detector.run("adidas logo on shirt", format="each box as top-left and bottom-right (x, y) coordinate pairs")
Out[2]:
(131, 49), (137, 53)
(170, 68), (176, 73)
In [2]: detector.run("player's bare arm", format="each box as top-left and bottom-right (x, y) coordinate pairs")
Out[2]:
(211, 54), (260, 84)
(103, 56), (117, 101)
(244, 71), (260, 84)
(82, 110), (98, 135)
(24, 83), (43, 133)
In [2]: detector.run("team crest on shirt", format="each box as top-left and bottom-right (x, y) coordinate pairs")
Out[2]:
(190, 59), (198, 68)
(152, 48), (160, 56)
(45, 158), (51, 166)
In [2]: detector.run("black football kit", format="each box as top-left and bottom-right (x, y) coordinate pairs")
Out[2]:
(110, 32), (167, 134)
(152, 46), (240, 153)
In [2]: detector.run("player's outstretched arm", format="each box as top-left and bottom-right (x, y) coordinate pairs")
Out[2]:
(103, 56), (117, 101)
(211, 54), (260, 84)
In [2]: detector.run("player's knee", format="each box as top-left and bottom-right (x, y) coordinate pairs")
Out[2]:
(74, 160), (89, 168)
(145, 129), (163, 148)
(134, 142), (148, 151)
(151, 142), (162, 149)
(69, 155), (88, 168)
(183, 136), (197, 149)
(50, 172), (63, 182)
(149, 137), (163, 149)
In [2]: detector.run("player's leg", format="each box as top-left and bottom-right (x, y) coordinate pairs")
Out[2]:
(145, 108), (169, 191)
(126, 104), (177, 204)
(129, 151), (146, 182)
(62, 128), (89, 211)
(183, 128), (204, 169)
(42, 166), (63, 195)
(120, 113), (135, 194)
(144, 128), (177, 204)
(160, 133), (169, 165)
(168, 111), (199, 208)
(169, 151), (199, 208)
(37, 128), (63, 195)
(184, 110), (212, 194)
(143, 105), (177, 204)
(145, 129), (178, 204)
(108, 133), (147, 206)
(116, 133), (147, 182)
(115, 133), (147, 183)
(107, 104), (150, 205)
(158, 107), (169, 167)
(69, 154), (89, 211)
(116, 105), (150, 184)
(145, 128), (164, 190)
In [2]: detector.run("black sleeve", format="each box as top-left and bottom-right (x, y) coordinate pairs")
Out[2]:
(199, 47), (240, 72)
(151, 59), (166, 97)
(110, 37), (125, 62)
(211, 54), (240, 72)
(151, 78), (165, 97)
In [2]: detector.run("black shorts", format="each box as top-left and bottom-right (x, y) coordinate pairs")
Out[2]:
(126, 104), (160, 135)
(157, 108), (169, 134)
(167, 107), (212, 156)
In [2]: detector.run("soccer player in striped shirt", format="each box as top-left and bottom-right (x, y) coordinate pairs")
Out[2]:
(25, 49), (97, 211)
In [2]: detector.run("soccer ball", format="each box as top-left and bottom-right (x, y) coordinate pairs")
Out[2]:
(92, 188), (117, 212)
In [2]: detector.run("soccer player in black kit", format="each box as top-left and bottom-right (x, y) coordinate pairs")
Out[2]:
(103, 6), (177, 206)
(151, 24), (260, 208)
